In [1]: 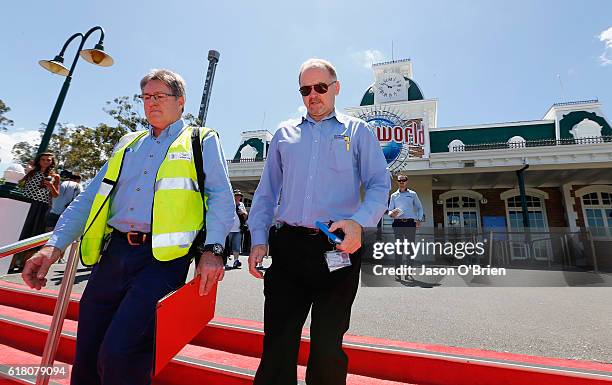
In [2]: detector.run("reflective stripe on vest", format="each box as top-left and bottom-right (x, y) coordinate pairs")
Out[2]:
(80, 126), (213, 265)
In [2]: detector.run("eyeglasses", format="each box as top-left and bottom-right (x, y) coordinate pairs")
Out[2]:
(299, 80), (337, 96)
(398, 180), (407, 183)
(137, 93), (177, 103)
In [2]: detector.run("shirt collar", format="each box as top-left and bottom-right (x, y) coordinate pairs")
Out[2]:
(148, 118), (185, 138)
(303, 109), (347, 125)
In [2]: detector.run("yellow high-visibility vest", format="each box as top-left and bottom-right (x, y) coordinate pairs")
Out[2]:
(80, 126), (213, 266)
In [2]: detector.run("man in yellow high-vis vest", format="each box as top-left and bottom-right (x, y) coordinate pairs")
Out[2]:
(21, 69), (235, 385)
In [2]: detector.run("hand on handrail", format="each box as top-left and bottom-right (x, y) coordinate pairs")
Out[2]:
(22, 246), (62, 290)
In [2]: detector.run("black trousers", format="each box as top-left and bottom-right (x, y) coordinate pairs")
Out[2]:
(392, 219), (416, 271)
(253, 226), (361, 385)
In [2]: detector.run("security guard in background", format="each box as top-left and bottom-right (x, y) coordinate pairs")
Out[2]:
(22, 69), (235, 385)
(247, 58), (390, 385)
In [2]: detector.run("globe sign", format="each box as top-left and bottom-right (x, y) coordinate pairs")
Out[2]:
(367, 117), (403, 164)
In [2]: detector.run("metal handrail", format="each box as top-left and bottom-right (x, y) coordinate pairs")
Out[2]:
(0, 234), (80, 385)
(0, 232), (53, 258)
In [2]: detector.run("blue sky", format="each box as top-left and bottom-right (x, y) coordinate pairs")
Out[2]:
(1, 0), (611, 172)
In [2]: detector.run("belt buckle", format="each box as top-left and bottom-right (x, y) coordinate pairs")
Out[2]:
(126, 231), (145, 246)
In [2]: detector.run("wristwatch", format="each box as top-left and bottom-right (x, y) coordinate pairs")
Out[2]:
(198, 243), (224, 257)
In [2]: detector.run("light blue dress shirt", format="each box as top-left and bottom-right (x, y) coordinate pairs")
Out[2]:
(247, 110), (391, 246)
(388, 189), (424, 221)
(47, 119), (235, 251)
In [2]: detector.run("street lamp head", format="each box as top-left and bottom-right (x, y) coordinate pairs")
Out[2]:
(39, 55), (70, 76)
(80, 43), (114, 67)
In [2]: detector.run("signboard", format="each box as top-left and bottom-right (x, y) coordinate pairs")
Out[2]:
(352, 108), (427, 171)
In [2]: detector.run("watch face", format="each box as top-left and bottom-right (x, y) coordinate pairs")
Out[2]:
(375, 73), (406, 100)
(213, 244), (223, 255)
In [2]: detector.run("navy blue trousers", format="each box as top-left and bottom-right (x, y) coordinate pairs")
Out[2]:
(70, 235), (191, 385)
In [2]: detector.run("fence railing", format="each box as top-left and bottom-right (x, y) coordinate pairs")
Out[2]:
(226, 157), (266, 164)
(451, 135), (612, 152)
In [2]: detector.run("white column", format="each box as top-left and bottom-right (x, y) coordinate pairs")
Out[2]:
(561, 183), (578, 231)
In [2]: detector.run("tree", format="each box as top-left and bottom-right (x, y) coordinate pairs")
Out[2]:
(0, 99), (14, 131)
(103, 95), (148, 132)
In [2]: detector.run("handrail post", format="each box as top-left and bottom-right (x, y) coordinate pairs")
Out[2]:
(36, 241), (80, 385)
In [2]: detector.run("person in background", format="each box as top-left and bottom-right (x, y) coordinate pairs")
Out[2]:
(46, 170), (83, 232)
(227, 189), (248, 268)
(10, 152), (60, 272)
(388, 174), (424, 279)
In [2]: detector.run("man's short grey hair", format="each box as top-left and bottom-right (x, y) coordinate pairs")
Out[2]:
(140, 68), (186, 98)
(298, 58), (337, 83)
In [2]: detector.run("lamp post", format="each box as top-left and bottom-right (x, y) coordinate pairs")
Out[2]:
(37, 26), (113, 154)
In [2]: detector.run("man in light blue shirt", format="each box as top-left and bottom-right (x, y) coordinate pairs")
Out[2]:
(247, 58), (390, 385)
(21, 69), (234, 385)
(388, 174), (424, 225)
(388, 174), (424, 279)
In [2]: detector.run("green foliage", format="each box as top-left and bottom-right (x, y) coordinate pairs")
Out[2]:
(0, 99), (14, 131)
(103, 95), (148, 132)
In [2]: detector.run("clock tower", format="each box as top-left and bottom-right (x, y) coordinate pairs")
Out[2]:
(373, 59), (412, 104)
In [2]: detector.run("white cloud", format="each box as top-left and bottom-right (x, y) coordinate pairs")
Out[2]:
(277, 105), (307, 128)
(351, 49), (385, 69)
(0, 128), (40, 173)
(598, 27), (612, 66)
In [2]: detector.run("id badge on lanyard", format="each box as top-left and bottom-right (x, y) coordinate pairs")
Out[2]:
(324, 249), (352, 272)
(315, 221), (352, 272)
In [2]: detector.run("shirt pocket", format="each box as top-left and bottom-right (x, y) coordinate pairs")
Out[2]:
(330, 139), (353, 171)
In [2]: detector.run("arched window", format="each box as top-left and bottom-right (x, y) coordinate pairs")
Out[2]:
(575, 186), (612, 237)
(439, 190), (482, 229)
(507, 136), (526, 148)
(501, 189), (550, 261)
(501, 189), (549, 230)
(448, 139), (465, 152)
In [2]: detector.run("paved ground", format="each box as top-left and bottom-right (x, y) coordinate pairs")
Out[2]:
(2, 256), (611, 364)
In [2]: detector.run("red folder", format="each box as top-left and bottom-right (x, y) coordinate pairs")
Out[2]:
(153, 276), (217, 375)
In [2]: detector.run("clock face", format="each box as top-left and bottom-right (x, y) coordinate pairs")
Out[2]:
(375, 73), (406, 101)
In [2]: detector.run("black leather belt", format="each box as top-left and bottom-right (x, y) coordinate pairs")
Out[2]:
(281, 224), (323, 236)
(111, 228), (151, 246)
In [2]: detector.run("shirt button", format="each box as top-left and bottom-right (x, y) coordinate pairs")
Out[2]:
(129, 207), (134, 211)
(149, 154), (154, 158)
(136, 188), (141, 192)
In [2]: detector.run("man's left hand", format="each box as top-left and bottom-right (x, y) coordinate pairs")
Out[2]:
(196, 251), (224, 296)
(329, 219), (362, 254)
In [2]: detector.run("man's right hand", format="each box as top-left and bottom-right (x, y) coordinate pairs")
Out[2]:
(248, 245), (267, 279)
(22, 246), (62, 290)
(388, 209), (399, 219)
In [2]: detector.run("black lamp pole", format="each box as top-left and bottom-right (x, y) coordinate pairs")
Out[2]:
(37, 26), (113, 154)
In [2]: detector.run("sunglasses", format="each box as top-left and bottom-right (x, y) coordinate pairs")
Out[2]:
(299, 80), (337, 96)
(398, 180), (408, 183)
